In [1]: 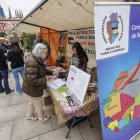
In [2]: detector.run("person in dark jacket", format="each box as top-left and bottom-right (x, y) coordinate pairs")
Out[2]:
(0, 42), (13, 94)
(7, 41), (24, 94)
(71, 42), (88, 71)
(34, 33), (50, 55)
(22, 43), (57, 124)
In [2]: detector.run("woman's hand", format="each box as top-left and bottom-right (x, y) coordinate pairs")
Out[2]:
(52, 71), (59, 77)
(45, 75), (51, 81)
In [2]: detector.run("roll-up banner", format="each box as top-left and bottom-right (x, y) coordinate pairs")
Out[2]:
(94, 2), (140, 140)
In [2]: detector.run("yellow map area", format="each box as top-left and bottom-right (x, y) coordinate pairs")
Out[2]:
(108, 120), (118, 131)
(104, 93), (121, 117)
(130, 110), (134, 119)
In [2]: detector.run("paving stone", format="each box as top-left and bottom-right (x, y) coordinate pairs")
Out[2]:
(0, 96), (9, 107)
(11, 118), (52, 140)
(28, 136), (40, 140)
(134, 133), (140, 140)
(40, 126), (83, 140)
(78, 115), (102, 140)
(0, 93), (7, 98)
(7, 94), (29, 106)
(0, 94), (29, 108)
(50, 115), (65, 130)
(0, 102), (28, 123)
(0, 121), (14, 140)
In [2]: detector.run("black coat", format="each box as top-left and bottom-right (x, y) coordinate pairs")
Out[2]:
(7, 49), (24, 69)
(0, 45), (8, 71)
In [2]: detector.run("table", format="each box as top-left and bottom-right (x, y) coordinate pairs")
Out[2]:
(46, 67), (99, 138)
(46, 81), (99, 137)
(48, 86), (99, 123)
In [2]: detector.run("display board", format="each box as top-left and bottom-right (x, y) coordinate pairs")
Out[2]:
(66, 65), (91, 103)
(94, 3), (140, 140)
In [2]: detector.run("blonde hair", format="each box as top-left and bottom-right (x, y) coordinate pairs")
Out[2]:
(32, 43), (48, 59)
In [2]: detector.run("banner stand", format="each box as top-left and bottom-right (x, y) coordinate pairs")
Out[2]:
(94, 2), (140, 140)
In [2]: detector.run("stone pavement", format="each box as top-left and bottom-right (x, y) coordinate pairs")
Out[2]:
(1, 74), (140, 140)
(0, 73), (103, 140)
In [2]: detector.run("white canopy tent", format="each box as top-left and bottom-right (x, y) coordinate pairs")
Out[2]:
(11, 0), (123, 34)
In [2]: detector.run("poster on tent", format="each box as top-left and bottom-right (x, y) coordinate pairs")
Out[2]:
(66, 28), (96, 68)
(94, 3), (140, 140)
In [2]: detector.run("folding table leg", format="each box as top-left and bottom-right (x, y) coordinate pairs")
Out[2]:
(66, 117), (76, 139)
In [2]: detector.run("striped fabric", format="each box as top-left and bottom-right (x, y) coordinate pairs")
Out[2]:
(49, 87), (99, 123)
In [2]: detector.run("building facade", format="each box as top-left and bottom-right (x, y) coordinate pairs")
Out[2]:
(0, 5), (23, 34)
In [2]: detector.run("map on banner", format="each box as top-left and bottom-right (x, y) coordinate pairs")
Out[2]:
(103, 63), (140, 132)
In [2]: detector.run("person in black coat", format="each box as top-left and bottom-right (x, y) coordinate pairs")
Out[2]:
(71, 42), (88, 72)
(0, 42), (13, 94)
(7, 41), (24, 94)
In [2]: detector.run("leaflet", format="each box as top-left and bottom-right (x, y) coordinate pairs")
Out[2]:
(48, 79), (66, 90)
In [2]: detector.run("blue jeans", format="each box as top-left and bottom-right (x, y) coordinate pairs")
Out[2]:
(0, 71), (11, 94)
(12, 67), (24, 93)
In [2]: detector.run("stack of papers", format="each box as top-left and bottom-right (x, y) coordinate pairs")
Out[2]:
(48, 79), (66, 90)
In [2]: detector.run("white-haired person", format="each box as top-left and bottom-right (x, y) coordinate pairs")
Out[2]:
(22, 43), (57, 124)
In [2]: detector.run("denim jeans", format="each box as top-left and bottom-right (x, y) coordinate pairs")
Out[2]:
(0, 70), (11, 94)
(12, 66), (24, 93)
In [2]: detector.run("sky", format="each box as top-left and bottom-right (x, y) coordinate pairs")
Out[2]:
(0, 0), (42, 17)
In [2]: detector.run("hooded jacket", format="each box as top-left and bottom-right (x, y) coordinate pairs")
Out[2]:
(22, 55), (53, 97)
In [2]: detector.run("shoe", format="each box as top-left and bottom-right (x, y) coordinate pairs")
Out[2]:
(26, 116), (38, 121)
(6, 89), (14, 95)
(39, 115), (51, 124)
(15, 92), (22, 95)
(0, 90), (5, 94)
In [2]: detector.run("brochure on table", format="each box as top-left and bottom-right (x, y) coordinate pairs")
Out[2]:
(66, 65), (91, 103)
(48, 79), (66, 90)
